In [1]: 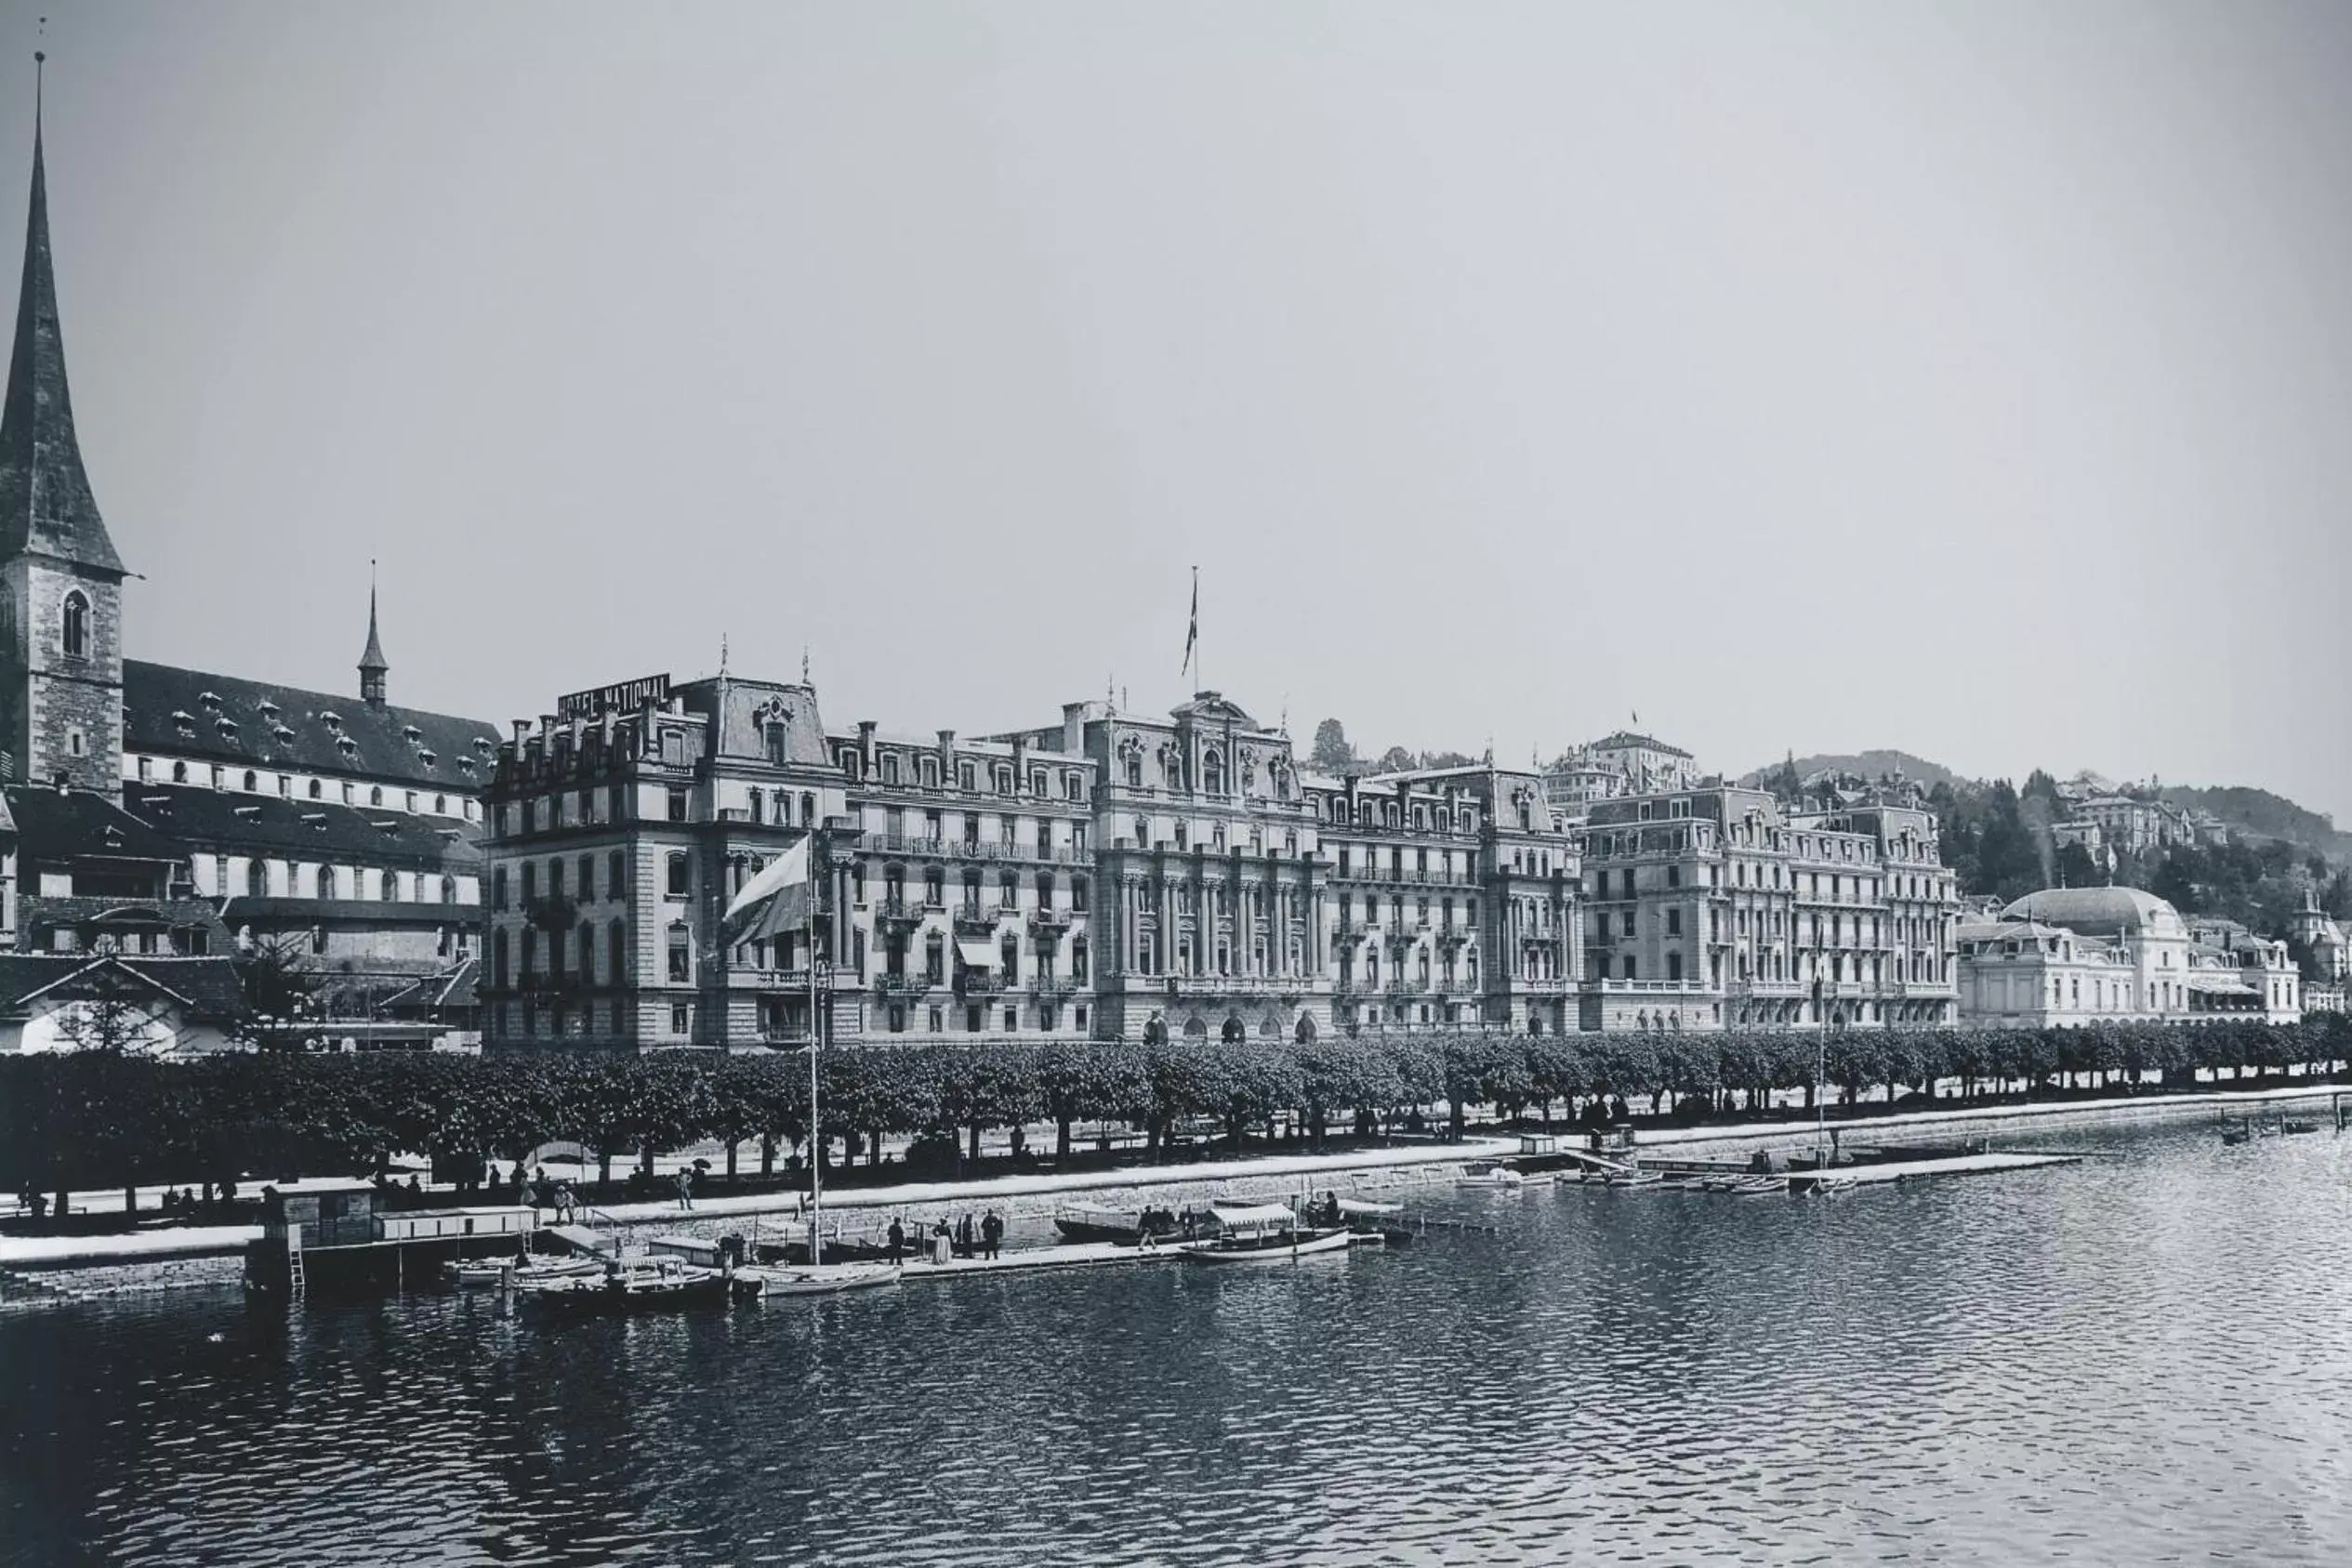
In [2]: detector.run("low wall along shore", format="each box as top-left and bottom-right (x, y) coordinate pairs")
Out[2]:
(5, 1079), (2342, 1296)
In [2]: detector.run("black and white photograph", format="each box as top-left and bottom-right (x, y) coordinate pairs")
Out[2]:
(3, 4), (2349, 1564)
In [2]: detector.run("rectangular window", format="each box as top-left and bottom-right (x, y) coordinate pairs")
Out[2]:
(1003, 1007), (1018, 1034)
(667, 788), (689, 823)
(966, 1004), (983, 1034)
(928, 1006), (944, 1033)
(1667, 908), (1682, 937)
(669, 1001), (690, 1034)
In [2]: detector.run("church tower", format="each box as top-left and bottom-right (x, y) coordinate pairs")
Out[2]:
(0, 59), (126, 791)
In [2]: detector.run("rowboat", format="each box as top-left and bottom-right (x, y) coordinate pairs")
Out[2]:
(443, 1254), (601, 1289)
(1456, 1162), (1526, 1190)
(1334, 1197), (1403, 1219)
(1177, 1204), (1353, 1264)
(1601, 1169), (1663, 1189)
(751, 1260), (901, 1297)
(1052, 1202), (1180, 1245)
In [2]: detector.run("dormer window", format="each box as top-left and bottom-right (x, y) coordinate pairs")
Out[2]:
(403, 725), (423, 742)
(216, 718), (238, 734)
(321, 711), (342, 728)
(272, 725), (297, 743)
(417, 749), (436, 766)
(198, 690), (221, 711)
(258, 700), (280, 717)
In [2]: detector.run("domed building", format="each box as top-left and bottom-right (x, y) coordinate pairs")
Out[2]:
(1957, 884), (2301, 1027)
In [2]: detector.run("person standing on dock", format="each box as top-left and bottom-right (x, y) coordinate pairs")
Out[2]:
(887, 1217), (905, 1261)
(674, 1168), (695, 1212)
(981, 1210), (1003, 1260)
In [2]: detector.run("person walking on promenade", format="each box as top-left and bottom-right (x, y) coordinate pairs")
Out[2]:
(557, 1179), (577, 1225)
(980, 1210), (1003, 1260)
(957, 1214), (975, 1258)
(674, 1168), (695, 1212)
(887, 1217), (906, 1262)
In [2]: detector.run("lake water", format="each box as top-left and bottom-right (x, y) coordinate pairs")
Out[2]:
(6, 1117), (2352, 1566)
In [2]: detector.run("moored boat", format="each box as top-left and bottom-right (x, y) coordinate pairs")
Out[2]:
(523, 1256), (764, 1313)
(443, 1254), (602, 1290)
(753, 1260), (902, 1297)
(1456, 1162), (1526, 1190)
(1177, 1204), (1353, 1264)
(1052, 1202), (1180, 1245)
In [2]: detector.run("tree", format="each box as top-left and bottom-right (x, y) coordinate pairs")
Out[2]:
(51, 962), (172, 1058)
(1308, 718), (1358, 775)
(2053, 840), (2101, 890)
(236, 937), (321, 1046)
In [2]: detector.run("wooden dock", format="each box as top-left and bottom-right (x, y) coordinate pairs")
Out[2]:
(1787, 1151), (2081, 1193)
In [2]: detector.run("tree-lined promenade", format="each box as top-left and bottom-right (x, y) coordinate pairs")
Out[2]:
(7, 1017), (2348, 1223)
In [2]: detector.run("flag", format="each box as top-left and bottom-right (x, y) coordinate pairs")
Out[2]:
(722, 835), (814, 945)
(1181, 567), (1198, 680)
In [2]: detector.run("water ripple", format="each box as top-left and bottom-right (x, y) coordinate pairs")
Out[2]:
(5, 1121), (2352, 1564)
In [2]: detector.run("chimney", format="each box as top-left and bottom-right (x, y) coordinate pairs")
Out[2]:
(1011, 735), (1029, 790)
(937, 729), (956, 764)
(858, 720), (877, 771)
(1061, 702), (1087, 754)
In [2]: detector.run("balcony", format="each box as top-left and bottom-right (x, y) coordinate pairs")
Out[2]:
(874, 973), (937, 997)
(862, 833), (946, 858)
(728, 967), (815, 991)
(1029, 906), (1073, 936)
(1169, 975), (1313, 997)
(951, 903), (993, 935)
(955, 972), (1011, 996)
(1029, 977), (1083, 999)
(874, 897), (925, 930)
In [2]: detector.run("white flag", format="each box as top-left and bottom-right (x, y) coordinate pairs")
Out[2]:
(722, 835), (814, 944)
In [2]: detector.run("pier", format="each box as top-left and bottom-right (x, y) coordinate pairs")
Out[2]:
(1787, 1151), (2082, 1194)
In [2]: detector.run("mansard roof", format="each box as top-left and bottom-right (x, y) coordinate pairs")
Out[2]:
(1586, 731), (1691, 758)
(121, 781), (482, 868)
(0, 96), (122, 576)
(1168, 692), (1265, 731)
(124, 660), (502, 791)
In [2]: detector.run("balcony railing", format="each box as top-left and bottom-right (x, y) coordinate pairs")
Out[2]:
(873, 973), (936, 996)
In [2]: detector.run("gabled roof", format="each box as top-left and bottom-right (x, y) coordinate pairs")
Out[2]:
(122, 782), (482, 868)
(5, 784), (183, 863)
(123, 660), (501, 791)
(0, 952), (246, 1022)
(0, 91), (122, 577)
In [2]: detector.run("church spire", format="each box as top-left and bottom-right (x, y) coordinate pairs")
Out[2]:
(358, 560), (389, 705)
(0, 52), (122, 577)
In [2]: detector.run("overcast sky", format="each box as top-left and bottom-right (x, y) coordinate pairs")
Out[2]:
(14, 3), (2351, 816)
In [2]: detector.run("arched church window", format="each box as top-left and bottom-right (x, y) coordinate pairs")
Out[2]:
(60, 591), (88, 659)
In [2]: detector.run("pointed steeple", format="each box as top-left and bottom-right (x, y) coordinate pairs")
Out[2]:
(0, 56), (122, 577)
(358, 560), (389, 705)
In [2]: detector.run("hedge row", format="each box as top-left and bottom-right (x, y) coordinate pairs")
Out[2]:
(7, 1016), (2347, 1210)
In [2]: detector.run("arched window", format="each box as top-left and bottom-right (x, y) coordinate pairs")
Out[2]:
(244, 861), (264, 896)
(1125, 753), (1142, 787)
(242, 771), (258, 792)
(172, 761), (188, 784)
(60, 590), (88, 658)
(370, 786), (383, 807)
(1203, 750), (1224, 795)
(799, 793), (815, 824)
(1072, 936), (1089, 983)
(308, 779), (322, 799)
(319, 864), (338, 900)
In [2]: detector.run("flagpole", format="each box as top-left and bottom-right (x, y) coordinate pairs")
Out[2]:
(808, 889), (823, 1267)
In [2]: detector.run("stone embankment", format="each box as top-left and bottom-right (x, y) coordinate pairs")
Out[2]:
(4, 1079), (2341, 1298)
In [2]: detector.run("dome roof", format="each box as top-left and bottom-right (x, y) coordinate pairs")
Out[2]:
(2001, 886), (2184, 939)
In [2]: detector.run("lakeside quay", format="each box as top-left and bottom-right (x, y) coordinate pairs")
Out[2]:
(5, 1079), (2345, 1286)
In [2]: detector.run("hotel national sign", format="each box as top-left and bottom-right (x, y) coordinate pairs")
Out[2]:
(557, 673), (672, 719)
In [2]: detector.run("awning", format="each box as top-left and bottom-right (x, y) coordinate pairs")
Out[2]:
(956, 940), (998, 968)
(1209, 1204), (1297, 1228)
(2187, 974), (2256, 995)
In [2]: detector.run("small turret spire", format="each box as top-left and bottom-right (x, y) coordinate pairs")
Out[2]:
(358, 560), (389, 705)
